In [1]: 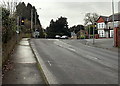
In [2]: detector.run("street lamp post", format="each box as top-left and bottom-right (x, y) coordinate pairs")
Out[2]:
(35, 10), (37, 31)
(31, 8), (41, 38)
(31, 9), (33, 37)
(112, 0), (115, 47)
(35, 8), (41, 38)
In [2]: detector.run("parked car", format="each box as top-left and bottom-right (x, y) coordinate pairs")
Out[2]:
(55, 35), (61, 39)
(33, 31), (40, 38)
(60, 35), (68, 39)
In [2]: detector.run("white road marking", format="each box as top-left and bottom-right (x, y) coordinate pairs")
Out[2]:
(54, 40), (76, 52)
(68, 47), (76, 52)
(48, 61), (52, 66)
(86, 55), (99, 60)
(23, 77), (26, 79)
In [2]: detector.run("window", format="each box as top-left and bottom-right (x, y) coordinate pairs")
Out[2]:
(102, 31), (103, 37)
(111, 31), (113, 37)
(98, 24), (100, 28)
(99, 24), (101, 28)
(98, 23), (105, 28)
(101, 23), (103, 28)
(102, 24), (104, 28)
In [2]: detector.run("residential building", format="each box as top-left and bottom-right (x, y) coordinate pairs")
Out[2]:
(96, 12), (120, 38)
(97, 16), (109, 38)
(76, 30), (88, 39)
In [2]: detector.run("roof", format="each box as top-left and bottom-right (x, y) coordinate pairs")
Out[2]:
(101, 16), (109, 22)
(96, 12), (120, 23)
(108, 12), (120, 22)
(96, 16), (109, 22)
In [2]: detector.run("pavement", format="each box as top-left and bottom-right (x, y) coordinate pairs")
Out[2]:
(80, 38), (119, 52)
(2, 38), (46, 85)
(30, 39), (118, 84)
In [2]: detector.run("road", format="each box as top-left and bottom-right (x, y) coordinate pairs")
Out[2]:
(30, 39), (118, 84)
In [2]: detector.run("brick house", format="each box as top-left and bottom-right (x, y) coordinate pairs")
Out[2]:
(96, 16), (111, 38)
(76, 30), (88, 39)
(108, 12), (120, 32)
(96, 13), (120, 38)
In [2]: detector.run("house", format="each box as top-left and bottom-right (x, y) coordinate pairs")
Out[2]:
(76, 30), (88, 39)
(96, 16), (110, 38)
(96, 13), (120, 38)
(108, 13), (120, 37)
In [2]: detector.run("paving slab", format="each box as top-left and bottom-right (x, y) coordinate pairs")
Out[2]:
(2, 38), (45, 85)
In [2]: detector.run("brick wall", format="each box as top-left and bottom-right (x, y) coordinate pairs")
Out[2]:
(114, 27), (120, 47)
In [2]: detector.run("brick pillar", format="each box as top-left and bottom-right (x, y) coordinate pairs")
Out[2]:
(114, 27), (120, 47)
(114, 28), (117, 47)
(117, 27), (120, 47)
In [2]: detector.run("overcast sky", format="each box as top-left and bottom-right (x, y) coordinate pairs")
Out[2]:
(22, 0), (119, 28)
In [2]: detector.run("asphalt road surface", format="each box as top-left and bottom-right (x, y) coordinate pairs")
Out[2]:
(30, 39), (118, 84)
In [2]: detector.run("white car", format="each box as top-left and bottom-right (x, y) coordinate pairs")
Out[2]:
(55, 35), (61, 38)
(60, 35), (68, 39)
(33, 31), (39, 38)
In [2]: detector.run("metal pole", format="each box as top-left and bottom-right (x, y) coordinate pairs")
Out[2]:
(35, 10), (37, 31)
(84, 28), (85, 39)
(17, 16), (19, 43)
(93, 24), (95, 44)
(89, 24), (90, 39)
(31, 9), (33, 37)
(112, 0), (115, 46)
(19, 16), (21, 32)
(93, 13), (95, 44)
(35, 10), (37, 38)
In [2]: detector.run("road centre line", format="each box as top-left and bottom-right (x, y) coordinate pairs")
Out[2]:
(67, 47), (76, 52)
(86, 55), (99, 60)
(54, 40), (77, 51)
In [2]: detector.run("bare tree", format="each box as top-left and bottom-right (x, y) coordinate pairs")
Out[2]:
(0, 0), (21, 15)
(84, 13), (99, 25)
